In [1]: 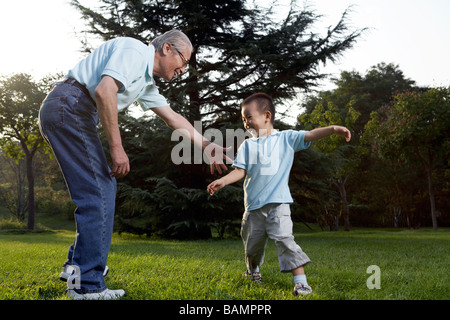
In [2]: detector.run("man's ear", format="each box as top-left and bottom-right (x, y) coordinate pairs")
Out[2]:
(265, 111), (272, 122)
(162, 42), (171, 56)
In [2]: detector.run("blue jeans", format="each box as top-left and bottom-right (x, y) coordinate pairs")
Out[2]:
(39, 82), (116, 293)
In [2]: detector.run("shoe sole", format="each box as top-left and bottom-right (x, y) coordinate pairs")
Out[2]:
(67, 289), (125, 300)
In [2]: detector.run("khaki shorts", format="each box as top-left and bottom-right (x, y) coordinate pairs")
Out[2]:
(241, 203), (310, 272)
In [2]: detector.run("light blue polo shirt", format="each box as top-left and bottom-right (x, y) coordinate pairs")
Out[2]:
(233, 130), (311, 211)
(67, 37), (168, 111)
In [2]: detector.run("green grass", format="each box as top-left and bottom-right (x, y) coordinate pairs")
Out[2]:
(0, 216), (448, 300)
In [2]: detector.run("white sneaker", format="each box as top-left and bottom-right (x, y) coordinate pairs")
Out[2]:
(244, 270), (262, 283)
(60, 265), (109, 282)
(67, 288), (126, 300)
(293, 283), (313, 295)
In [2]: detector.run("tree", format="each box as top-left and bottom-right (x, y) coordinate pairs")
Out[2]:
(0, 153), (28, 220)
(71, 0), (364, 122)
(71, 0), (365, 238)
(0, 73), (55, 230)
(366, 87), (450, 230)
(299, 101), (360, 231)
(110, 113), (244, 238)
(302, 63), (415, 140)
(289, 146), (338, 231)
(298, 63), (419, 230)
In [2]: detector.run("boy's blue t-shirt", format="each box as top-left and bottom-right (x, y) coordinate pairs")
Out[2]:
(67, 37), (168, 111)
(233, 130), (311, 211)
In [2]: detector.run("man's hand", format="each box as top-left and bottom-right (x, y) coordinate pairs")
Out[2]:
(204, 143), (233, 175)
(110, 144), (130, 178)
(95, 76), (129, 178)
(151, 106), (233, 175)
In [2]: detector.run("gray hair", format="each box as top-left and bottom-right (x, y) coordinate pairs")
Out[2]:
(151, 29), (193, 53)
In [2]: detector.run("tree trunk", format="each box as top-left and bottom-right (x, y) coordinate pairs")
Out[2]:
(335, 171), (350, 231)
(419, 149), (438, 231)
(16, 159), (27, 220)
(26, 154), (35, 230)
(425, 165), (438, 231)
(339, 183), (350, 232)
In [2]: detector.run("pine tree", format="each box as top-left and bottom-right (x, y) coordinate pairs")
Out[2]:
(72, 0), (364, 123)
(71, 0), (364, 237)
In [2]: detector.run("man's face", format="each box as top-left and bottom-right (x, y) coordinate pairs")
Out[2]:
(161, 42), (191, 81)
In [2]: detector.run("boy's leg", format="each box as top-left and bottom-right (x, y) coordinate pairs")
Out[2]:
(292, 266), (308, 285)
(241, 209), (268, 272)
(292, 266), (305, 276)
(265, 204), (310, 272)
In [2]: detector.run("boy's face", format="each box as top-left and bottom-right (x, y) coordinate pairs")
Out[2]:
(241, 101), (272, 137)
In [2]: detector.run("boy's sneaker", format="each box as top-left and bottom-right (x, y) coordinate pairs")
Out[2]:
(293, 283), (312, 296)
(244, 270), (262, 283)
(60, 265), (109, 282)
(67, 288), (125, 300)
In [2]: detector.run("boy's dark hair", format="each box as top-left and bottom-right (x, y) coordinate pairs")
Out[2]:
(242, 93), (275, 124)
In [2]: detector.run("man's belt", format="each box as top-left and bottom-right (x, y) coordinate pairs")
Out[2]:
(62, 78), (96, 106)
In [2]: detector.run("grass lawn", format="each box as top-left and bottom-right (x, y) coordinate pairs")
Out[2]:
(0, 210), (449, 301)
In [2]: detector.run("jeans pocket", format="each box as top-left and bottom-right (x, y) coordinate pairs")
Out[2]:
(40, 95), (66, 131)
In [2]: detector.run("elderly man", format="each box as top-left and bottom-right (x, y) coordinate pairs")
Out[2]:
(39, 30), (229, 300)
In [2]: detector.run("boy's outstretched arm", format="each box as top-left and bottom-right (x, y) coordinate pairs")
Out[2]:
(304, 125), (351, 142)
(207, 168), (246, 196)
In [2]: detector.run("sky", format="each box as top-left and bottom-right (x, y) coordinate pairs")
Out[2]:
(1, 0), (449, 92)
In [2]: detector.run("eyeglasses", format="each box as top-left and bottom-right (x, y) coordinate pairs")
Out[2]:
(170, 43), (190, 68)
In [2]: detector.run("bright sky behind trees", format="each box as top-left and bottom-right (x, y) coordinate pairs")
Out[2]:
(1, 0), (449, 90)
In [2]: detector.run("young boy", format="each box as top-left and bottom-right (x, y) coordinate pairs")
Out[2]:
(207, 93), (351, 296)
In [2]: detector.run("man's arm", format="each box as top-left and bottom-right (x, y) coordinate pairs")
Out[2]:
(95, 76), (130, 178)
(207, 168), (246, 196)
(152, 105), (233, 174)
(304, 125), (351, 142)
